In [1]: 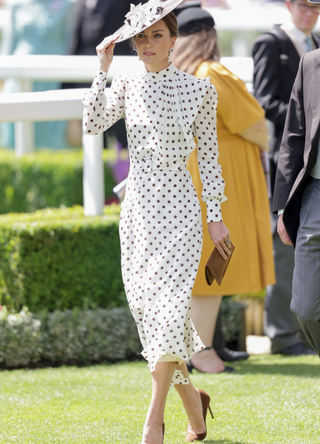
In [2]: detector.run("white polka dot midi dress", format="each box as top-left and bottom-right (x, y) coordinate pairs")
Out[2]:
(83, 63), (226, 384)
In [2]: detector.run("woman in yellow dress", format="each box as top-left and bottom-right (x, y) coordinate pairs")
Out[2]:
(172, 6), (275, 373)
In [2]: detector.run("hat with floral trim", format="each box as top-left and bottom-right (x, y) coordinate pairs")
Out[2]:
(113, 0), (184, 43)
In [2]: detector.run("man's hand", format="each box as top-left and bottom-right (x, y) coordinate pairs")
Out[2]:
(277, 213), (293, 246)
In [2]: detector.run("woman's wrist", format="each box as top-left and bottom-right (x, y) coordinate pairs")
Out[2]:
(99, 65), (110, 73)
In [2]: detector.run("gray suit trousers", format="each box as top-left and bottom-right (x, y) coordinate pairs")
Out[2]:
(264, 213), (302, 353)
(291, 177), (320, 356)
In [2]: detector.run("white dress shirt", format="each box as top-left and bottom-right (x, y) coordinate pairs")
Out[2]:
(281, 20), (313, 54)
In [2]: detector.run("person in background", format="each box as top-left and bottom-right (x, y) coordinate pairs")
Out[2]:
(83, 1), (231, 441)
(273, 0), (320, 356)
(171, 5), (275, 374)
(175, 1), (251, 368)
(259, 0), (285, 3)
(65, 0), (147, 148)
(201, 0), (229, 7)
(68, 0), (146, 58)
(252, 0), (320, 356)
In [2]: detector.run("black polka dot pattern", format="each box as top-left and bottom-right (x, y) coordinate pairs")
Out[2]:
(83, 64), (226, 384)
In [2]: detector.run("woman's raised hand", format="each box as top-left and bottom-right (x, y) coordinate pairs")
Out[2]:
(96, 34), (120, 72)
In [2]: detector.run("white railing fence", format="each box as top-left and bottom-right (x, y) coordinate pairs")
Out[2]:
(0, 55), (253, 215)
(0, 1), (296, 215)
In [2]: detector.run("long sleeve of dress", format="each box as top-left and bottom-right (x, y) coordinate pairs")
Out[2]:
(194, 83), (226, 223)
(82, 70), (125, 134)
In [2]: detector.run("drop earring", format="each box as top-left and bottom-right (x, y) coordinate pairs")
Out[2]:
(168, 48), (173, 63)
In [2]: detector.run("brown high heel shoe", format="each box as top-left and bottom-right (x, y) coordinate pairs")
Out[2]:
(185, 389), (214, 442)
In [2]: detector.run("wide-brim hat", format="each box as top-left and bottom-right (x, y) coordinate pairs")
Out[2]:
(114, 0), (184, 43)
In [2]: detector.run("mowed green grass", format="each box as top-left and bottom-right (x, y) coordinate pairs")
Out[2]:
(0, 355), (319, 443)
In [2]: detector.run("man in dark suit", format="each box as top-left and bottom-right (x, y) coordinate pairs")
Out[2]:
(66, 0), (147, 148)
(252, 0), (320, 355)
(273, 29), (320, 356)
(68, 0), (146, 57)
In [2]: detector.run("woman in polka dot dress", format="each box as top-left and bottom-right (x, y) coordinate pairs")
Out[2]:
(82, 1), (231, 442)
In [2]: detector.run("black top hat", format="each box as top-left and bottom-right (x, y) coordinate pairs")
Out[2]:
(173, 1), (202, 15)
(176, 7), (215, 35)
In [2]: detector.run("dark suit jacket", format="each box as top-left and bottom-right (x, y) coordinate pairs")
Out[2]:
(272, 48), (320, 246)
(252, 26), (320, 190)
(68, 0), (146, 57)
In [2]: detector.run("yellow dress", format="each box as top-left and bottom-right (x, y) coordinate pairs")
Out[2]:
(188, 62), (275, 296)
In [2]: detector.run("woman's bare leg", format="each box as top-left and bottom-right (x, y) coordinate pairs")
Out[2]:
(174, 362), (206, 434)
(142, 361), (177, 444)
(190, 295), (225, 373)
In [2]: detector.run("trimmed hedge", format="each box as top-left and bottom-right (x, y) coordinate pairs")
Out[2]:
(0, 299), (247, 369)
(0, 149), (116, 214)
(0, 205), (125, 312)
(0, 306), (141, 368)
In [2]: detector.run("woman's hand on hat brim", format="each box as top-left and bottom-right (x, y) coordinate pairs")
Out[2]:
(96, 34), (120, 52)
(96, 34), (120, 72)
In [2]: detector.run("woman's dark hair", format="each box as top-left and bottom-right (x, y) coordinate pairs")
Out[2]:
(171, 27), (220, 75)
(130, 12), (178, 51)
(161, 11), (179, 38)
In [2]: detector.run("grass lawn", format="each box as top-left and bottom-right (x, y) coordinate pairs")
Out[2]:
(0, 354), (319, 443)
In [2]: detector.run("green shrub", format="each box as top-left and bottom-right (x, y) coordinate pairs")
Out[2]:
(0, 205), (125, 312)
(0, 306), (42, 367)
(0, 149), (116, 214)
(221, 297), (248, 344)
(233, 289), (266, 300)
(0, 306), (141, 368)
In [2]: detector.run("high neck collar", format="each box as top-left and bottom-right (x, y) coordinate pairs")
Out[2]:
(144, 63), (177, 81)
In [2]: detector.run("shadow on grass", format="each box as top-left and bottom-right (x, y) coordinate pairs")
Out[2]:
(235, 362), (319, 378)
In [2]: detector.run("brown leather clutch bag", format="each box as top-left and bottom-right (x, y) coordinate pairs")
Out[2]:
(205, 241), (235, 286)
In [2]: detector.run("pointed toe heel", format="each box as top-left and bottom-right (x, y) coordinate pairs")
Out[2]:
(185, 389), (214, 442)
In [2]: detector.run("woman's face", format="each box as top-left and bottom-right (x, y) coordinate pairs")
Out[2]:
(135, 19), (176, 72)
